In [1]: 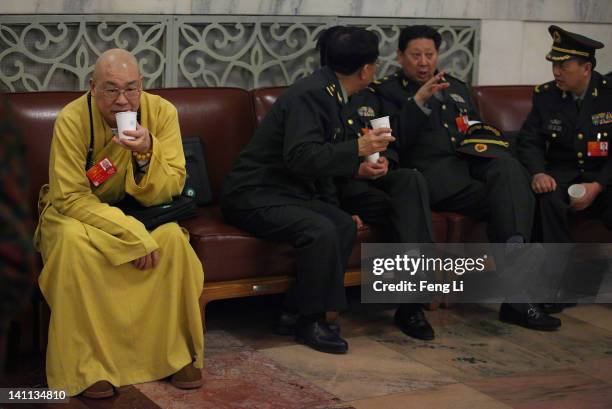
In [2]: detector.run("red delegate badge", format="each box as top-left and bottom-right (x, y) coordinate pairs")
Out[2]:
(587, 141), (608, 157)
(86, 157), (116, 187)
(455, 115), (469, 134)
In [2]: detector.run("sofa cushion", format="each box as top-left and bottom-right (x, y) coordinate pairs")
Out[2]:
(182, 207), (447, 282)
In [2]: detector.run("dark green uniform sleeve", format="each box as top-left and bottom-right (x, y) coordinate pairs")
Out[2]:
(283, 94), (360, 177)
(517, 93), (547, 175)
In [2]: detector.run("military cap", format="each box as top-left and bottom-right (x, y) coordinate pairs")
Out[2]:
(546, 25), (604, 62)
(457, 122), (510, 158)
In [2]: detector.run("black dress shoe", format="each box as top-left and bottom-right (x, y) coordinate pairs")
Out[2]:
(275, 311), (340, 335)
(394, 306), (435, 341)
(500, 303), (561, 331)
(539, 303), (577, 314)
(295, 319), (348, 354)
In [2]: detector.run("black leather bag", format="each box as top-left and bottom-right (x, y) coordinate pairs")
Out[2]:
(116, 194), (197, 230)
(182, 137), (213, 205)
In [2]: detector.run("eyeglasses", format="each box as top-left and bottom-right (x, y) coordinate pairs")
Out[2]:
(101, 86), (141, 100)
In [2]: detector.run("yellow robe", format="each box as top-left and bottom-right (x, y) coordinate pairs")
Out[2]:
(34, 92), (204, 396)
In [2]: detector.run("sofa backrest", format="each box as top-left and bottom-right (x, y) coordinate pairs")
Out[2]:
(149, 88), (255, 202)
(251, 86), (286, 125)
(472, 85), (534, 132)
(7, 91), (82, 218)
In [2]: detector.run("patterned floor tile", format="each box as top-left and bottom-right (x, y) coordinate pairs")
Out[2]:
(466, 368), (612, 409)
(260, 336), (455, 401)
(347, 383), (512, 409)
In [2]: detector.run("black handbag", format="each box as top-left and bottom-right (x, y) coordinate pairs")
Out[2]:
(182, 137), (213, 205)
(116, 194), (197, 230)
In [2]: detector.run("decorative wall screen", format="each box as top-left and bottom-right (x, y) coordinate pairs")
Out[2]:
(0, 15), (480, 92)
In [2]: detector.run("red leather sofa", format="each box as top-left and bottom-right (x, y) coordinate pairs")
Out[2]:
(5, 84), (611, 356)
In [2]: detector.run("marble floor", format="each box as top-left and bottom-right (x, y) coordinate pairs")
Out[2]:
(2, 290), (612, 408)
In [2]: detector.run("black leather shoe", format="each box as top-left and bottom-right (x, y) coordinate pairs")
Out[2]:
(500, 303), (561, 331)
(275, 311), (340, 335)
(295, 319), (348, 354)
(394, 306), (435, 341)
(539, 303), (576, 314)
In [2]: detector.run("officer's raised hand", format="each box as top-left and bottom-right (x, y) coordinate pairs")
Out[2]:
(114, 123), (152, 153)
(357, 156), (389, 180)
(571, 182), (602, 211)
(531, 172), (557, 193)
(358, 127), (395, 157)
(414, 71), (450, 105)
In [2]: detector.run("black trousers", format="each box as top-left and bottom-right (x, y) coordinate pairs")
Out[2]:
(535, 177), (612, 242)
(222, 199), (356, 315)
(432, 156), (535, 242)
(339, 168), (434, 243)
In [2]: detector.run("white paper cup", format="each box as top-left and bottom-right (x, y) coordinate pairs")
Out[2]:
(367, 116), (391, 163)
(116, 111), (137, 141)
(568, 184), (586, 203)
(370, 116), (390, 130)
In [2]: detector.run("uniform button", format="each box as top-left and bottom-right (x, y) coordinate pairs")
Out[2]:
(552, 133), (557, 138)
(579, 160), (584, 164)
(580, 168), (585, 173)
(605, 132), (608, 137)
(441, 104), (446, 110)
(347, 119), (354, 125)
(451, 136), (456, 142)
(578, 133), (584, 139)
(577, 152), (583, 158)
(443, 123), (449, 128)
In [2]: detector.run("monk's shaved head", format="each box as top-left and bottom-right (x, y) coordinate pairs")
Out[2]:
(93, 48), (139, 81)
(90, 48), (142, 126)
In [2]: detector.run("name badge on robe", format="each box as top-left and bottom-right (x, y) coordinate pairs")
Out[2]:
(587, 141), (608, 157)
(86, 157), (116, 187)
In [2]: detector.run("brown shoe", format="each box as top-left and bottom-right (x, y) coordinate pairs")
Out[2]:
(170, 363), (203, 389)
(82, 380), (114, 399)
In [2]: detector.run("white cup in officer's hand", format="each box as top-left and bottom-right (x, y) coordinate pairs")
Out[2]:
(368, 116), (392, 163)
(116, 111), (137, 141)
(568, 184), (586, 204)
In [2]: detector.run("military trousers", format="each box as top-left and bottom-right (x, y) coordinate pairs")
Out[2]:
(535, 176), (612, 242)
(222, 199), (356, 315)
(339, 168), (435, 243)
(432, 156), (535, 242)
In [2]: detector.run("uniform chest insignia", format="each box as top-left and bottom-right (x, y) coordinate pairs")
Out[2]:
(548, 118), (563, 131)
(450, 93), (465, 103)
(402, 79), (408, 88)
(357, 106), (376, 118)
(592, 112), (612, 126)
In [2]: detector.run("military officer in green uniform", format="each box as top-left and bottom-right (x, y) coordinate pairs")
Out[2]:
(221, 27), (395, 354)
(369, 25), (560, 331)
(518, 26), (611, 243)
(318, 27), (437, 341)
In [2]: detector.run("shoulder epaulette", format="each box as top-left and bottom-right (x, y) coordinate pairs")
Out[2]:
(372, 72), (399, 86)
(446, 73), (467, 85)
(534, 81), (553, 94)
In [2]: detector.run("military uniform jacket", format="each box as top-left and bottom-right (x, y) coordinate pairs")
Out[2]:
(518, 71), (612, 187)
(221, 67), (364, 210)
(372, 70), (481, 203)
